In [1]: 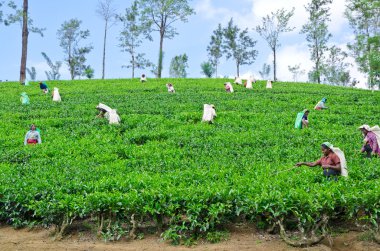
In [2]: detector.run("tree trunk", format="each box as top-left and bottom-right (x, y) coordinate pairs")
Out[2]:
(102, 21), (107, 80)
(132, 54), (135, 79)
(158, 32), (164, 79)
(273, 48), (277, 81)
(236, 62), (240, 77)
(215, 61), (218, 78)
(20, 0), (28, 84)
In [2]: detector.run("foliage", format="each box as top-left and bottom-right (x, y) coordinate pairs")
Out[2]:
(118, 1), (152, 79)
(259, 63), (271, 80)
(288, 64), (305, 82)
(322, 46), (351, 86)
(345, 0), (380, 88)
(83, 66), (94, 79)
(0, 79), (380, 245)
(96, 0), (117, 79)
(301, 0), (332, 84)
(57, 19), (93, 80)
(256, 8), (295, 81)
(200, 62), (215, 78)
(169, 54), (188, 78)
(137, 0), (195, 78)
(207, 23), (223, 77)
(41, 52), (62, 81)
(26, 66), (36, 81)
(223, 18), (258, 77)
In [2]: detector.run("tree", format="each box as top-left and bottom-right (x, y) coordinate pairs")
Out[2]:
(256, 8), (295, 82)
(96, 0), (116, 80)
(223, 18), (258, 77)
(345, 0), (380, 88)
(200, 61), (215, 78)
(26, 66), (36, 80)
(301, 0), (332, 84)
(57, 19), (93, 80)
(207, 23), (223, 77)
(259, 63), (271, 79)
(138, 0), (195, 78)
(83, 66), (95, 79)
(3, 0), (44, 83)
(288, 64), (305, 82)
(41, 52), (62, 80)
(119, 1), (152, 78)
(169, 54), (188, 78)
(321, 46), (351, 86)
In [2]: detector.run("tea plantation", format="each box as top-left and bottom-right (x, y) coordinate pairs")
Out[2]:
(0, 79), (379, 244)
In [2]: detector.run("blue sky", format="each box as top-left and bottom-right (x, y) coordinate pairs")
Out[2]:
(0, 0), (368, 87)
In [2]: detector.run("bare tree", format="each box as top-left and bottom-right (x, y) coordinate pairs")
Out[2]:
(256, 8), (295, 82)
(96, 0), (116, 79)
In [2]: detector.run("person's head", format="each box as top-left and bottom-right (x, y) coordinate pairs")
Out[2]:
(142, 74), (145, 78)
(321, 143), (333, 156)
(39, 82), (42, 85)
(303, 109), (309, 116)
(30, 124), (36, 131)
(322, 97), (327, 103)
(359, 124), (370, 135)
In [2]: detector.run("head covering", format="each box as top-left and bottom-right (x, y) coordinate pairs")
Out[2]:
(358, 124), (370, 131)
(322, 142), (348, 177)
(322, 97), (327, 103)
(21, 92), (27, 97)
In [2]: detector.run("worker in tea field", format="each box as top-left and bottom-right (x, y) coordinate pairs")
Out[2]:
(202, 104), (217, 123)
(166, 83), (175, 93)
(24, 124), (42, 145)
(39, 82), (49, 93)
(96, 103), (121, 124)
(234, 76), (242, 85)
(266, 80), (272, 89)
(224, 82), (234, 93)
(140, 74), (147, 83)
(294, 109), (309, 129)
(358, 124), (380, 158)
(52, 87), (61, 102)
(314, 97), (328, 110)
(20, 92), (30, 105)
(296, 142), (348, 179)
(245, 78), (253, 89)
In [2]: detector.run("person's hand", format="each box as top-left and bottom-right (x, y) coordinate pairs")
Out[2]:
(322, 165), (329, 169)
(295, 162), (302, 167)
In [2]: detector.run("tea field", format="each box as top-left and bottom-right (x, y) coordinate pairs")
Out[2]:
(0, 79), (379, 244)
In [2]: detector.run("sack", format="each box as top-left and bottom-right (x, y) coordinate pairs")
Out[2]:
(294, 112), (303, 129)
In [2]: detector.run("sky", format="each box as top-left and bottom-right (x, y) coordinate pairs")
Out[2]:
(0, 0), (369, 88)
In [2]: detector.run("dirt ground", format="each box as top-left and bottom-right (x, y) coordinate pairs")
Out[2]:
(0, 225), (379, 251)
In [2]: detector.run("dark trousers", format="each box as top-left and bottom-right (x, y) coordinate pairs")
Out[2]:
(364, 144), (372, 158)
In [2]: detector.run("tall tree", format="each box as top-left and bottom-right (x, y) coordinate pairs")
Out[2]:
(322, 46), (351, 86)
(138, 0), (195, 78)
(169, 54), (188, 78)
(301, 0), (332, 84)
(259, 63), (271, 79)
(223, 18), (258, 77)
(57, 19), (92, 80)
(96, 0), (116, 80)
(207, 23), (223, 77)
(119, 1), (152, 78)
(4, 0), (44, 83)
(256, 8), (295, 81)
(41, 52), (62, 80)
(345, 0), (380, 88)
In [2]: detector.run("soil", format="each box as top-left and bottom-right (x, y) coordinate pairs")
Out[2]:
(0, 224), (379, 251)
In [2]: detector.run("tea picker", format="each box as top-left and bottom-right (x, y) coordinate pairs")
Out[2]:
(295, 142), (348, 179)
(39, 82), (49, 94)
(358, 124), (380, 158)
(140, 74), (147, 83)
(20, 92), (30, 105)
(52, 87), (62, 102)
(294, 109), (309, 129)
(314, 97), (328, 110)
(202, 104), (217, 123)
(224, 82), (234, 93)
(96, 103), (121, 125)
(166, 83), (175, 93)
(24, 124), (42, 145)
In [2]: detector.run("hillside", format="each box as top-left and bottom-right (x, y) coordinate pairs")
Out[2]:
(0, 79), (379, 245)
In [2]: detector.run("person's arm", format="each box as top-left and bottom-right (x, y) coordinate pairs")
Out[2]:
(361, 136), (369, 152)
(295, 161), (318, 167)
(24, 132), (29, 145)
(37, 132), (42, 144)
